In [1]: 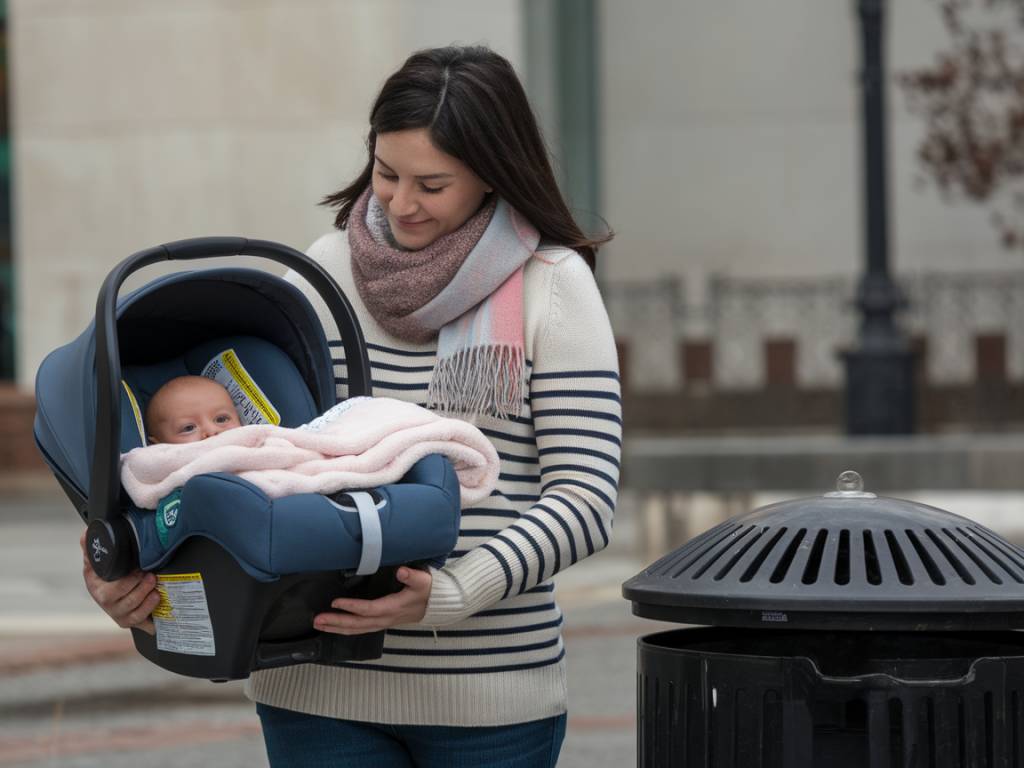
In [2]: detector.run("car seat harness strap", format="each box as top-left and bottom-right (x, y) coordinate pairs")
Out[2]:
(348, 491), (383, 575)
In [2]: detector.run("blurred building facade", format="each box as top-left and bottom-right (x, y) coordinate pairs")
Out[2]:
(597, 1), (1024, 432)
(5, 1), (1023, 444)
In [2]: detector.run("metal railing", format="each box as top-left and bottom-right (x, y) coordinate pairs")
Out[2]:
(604, 269), (1024, 392)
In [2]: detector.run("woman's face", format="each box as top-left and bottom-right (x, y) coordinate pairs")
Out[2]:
(371, 128), (492, 250)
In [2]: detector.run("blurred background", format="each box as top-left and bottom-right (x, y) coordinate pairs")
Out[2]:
(2, 0), (1024, 766)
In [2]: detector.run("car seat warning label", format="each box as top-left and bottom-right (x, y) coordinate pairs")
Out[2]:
(153, 572), (216, 656)
(202, 348), (281, 426)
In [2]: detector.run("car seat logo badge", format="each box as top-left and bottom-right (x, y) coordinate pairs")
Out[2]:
(163, 499), (180, 529)
(91, 537), (109, 563)
(155, 490), (183, 548)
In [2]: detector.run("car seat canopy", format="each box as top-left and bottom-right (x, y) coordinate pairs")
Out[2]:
(34, 268), (336, 508)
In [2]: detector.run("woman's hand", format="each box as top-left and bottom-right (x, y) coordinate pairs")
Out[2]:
(314, 567), (433, 635)
(80, 531), (160, 636)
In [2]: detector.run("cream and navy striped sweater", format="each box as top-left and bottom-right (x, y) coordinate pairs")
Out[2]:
(246, 231), (621, 727)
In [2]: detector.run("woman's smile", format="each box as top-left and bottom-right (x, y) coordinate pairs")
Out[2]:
(395, 217), (432, 228)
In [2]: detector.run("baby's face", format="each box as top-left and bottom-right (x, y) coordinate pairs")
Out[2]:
(148, 378), (242, 444)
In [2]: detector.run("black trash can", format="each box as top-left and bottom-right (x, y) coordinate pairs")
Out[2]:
(623, 471), (1024, 767)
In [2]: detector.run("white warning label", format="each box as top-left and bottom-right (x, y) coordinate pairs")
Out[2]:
(202, 348), (280, 426)
(153, 572), (216, 656)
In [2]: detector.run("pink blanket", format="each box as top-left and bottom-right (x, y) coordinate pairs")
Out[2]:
(120, 397), (499, 509)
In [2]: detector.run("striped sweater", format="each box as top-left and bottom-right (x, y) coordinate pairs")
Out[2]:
(245, 230), (622, 727)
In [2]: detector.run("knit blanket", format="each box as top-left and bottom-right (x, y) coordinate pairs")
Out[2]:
(120, 397), (499, 509)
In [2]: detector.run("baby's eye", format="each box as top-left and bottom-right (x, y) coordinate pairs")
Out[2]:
(215, 414), (234, 425)
(178, 424), (196, 434)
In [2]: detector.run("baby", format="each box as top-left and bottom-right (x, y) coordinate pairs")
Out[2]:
(122, 375), (500, 510)
(145, 376), (242, 444)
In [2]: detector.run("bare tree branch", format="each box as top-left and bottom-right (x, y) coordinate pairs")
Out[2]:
(900, 0), (1024, 247)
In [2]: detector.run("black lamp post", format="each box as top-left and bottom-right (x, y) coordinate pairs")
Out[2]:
(843, 0), (916, 434)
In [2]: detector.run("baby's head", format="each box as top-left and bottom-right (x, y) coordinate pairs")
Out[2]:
(146, 376), (242, 444)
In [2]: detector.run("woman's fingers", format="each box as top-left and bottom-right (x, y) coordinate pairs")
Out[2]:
(80, 531), (159, 631)
(330, 569), (430, 617)
(84, 564), (147, 601)
(331, 591), (405, 618)
(84, 564), (152, 606)
(96, 576), (159, 634)
(315, 592), (407, 635)
(88, 571), (158, 634)
(315, 612), (388, 635)
(314, 567), (433, 635)
(117, 588), (161, 632)
(395, 566), (432, 591)
(105, 581), (157, 627)
(110, 572), (158, 615)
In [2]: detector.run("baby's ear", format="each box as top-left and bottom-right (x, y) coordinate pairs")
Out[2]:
(146, 435), (160, 445)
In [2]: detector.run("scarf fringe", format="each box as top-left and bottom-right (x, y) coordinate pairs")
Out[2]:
(427, 345), (525, 420)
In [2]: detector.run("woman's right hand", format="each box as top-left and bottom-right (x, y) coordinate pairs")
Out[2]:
(80, 531), (160, 635)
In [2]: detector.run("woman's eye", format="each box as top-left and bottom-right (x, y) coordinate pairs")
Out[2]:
(420, 184), (444, 194)
(376, 171), (398, 182)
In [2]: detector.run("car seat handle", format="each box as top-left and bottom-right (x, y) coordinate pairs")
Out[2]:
(88, 237), (373, 533)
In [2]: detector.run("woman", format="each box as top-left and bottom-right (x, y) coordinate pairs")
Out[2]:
(84, 45), (621, 767)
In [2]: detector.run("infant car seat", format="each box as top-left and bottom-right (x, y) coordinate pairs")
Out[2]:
(33, 237), (462, 680)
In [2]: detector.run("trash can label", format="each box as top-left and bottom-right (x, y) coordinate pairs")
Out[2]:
(153, 572), (216, 656)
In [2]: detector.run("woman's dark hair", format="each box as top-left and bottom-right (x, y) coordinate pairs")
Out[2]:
(322, 46), (611, 269)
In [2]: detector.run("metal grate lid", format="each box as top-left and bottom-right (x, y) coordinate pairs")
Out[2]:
(623, 471), (1024, 631)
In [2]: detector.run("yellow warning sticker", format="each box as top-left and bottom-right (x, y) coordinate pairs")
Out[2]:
(121, 380), (146, 446)
(153, 572), (215, 656)
(157, 572), (204, 583)
(202, 348), (280, 426)
(152, 585), (174, 620)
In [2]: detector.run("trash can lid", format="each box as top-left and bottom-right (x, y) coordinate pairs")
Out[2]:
(622, 471), (1024, 631)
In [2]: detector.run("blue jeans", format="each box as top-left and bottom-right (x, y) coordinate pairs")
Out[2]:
(256, 703), (567, 768)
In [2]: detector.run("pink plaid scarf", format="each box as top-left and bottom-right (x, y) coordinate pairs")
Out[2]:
(349, 188), (539, 419)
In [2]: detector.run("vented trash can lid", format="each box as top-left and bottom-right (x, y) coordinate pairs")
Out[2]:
(622, 471), (1024, 631)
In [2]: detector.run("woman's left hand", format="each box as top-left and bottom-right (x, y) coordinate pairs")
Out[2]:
(314, 567), (433, 635)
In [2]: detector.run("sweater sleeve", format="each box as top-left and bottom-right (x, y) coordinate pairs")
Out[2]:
(423, 252), (622, 625)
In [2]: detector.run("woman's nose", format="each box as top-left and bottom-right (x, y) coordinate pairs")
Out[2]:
(389, 182), (418, 216)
